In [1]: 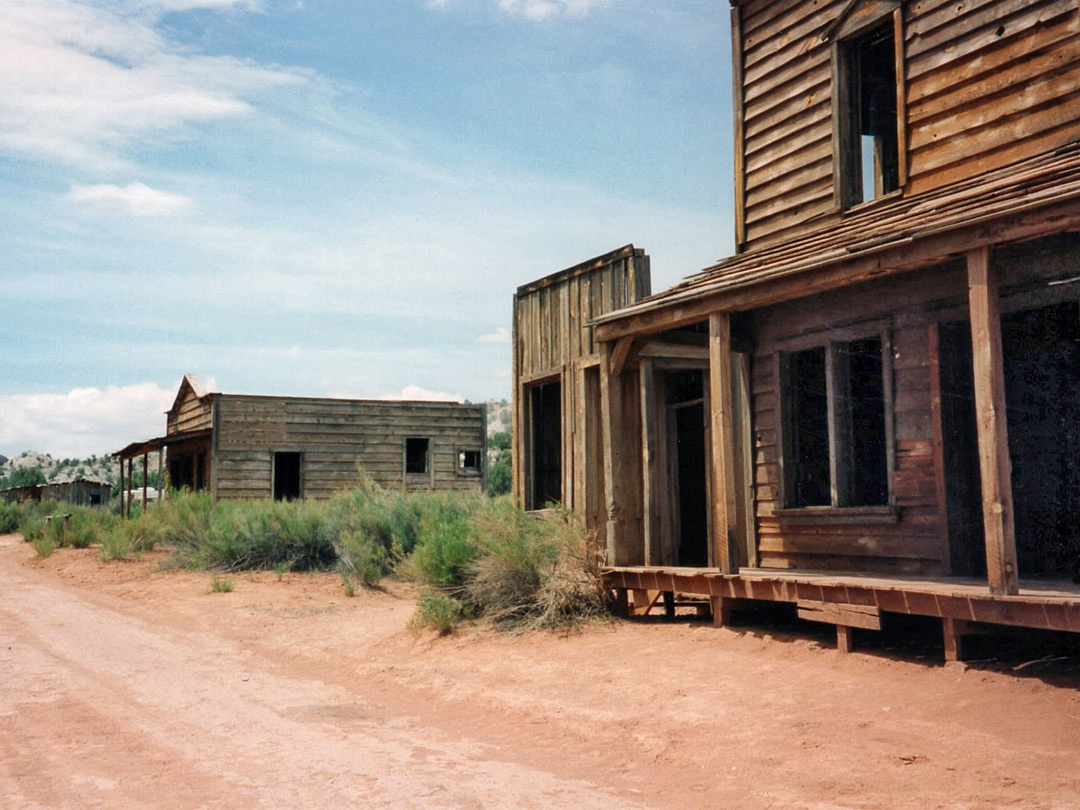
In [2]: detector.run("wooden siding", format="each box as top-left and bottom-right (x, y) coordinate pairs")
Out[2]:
(168, 386), (213, 435)
(750, 262), (968, 574)
(739, 0), (845, 249)
(906, 0), (1080, 194)
(735, 0), (1080, 249)
(512, 246), (651, 526)
(213, 396), (485, 500)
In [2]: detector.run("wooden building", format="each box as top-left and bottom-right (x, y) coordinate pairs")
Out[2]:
(115, 375), (486, 506)
(44, 475), (111, 507)
(514, 0), (1080, 656)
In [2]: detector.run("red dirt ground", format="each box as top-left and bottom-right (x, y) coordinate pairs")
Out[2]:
(2, 531), (1079, 809)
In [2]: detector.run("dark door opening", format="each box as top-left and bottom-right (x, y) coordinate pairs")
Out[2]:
(169, 454), (195, 490)
(938, 321), (985, 578)
(1002, 301), (1080, 580)
(273, 452), (302, 501)
(529, 381), (562, 509)
(674, 401), (708, 567)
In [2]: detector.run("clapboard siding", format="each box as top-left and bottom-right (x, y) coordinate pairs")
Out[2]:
(735, 0), (1080, 248)
(170, 387), (212, 434)
(211, 395), (485, 498)
(747, 263), (966, 574)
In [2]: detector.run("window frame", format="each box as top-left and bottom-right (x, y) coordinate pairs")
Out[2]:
(776, 322), (897, 519)
(403, 437), (431, 476)
(456, 448), (483, 477)
(831, 2), (906, 210)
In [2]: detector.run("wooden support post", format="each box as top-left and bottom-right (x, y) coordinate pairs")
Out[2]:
(837, 624), (855, 654)
(639, 358), (656, 566)
(614, 588), (629, 618)
(142, 454), (149, 512)
(942, 617), (967, 663)
(610, 336), (634, 378)
(663, 591), (675, 619)
(158, 449), (165, 501)
(708, 312), (737, 573)
(966, 247), (1019, 595)
(601, 342), (626, 566)
(117, 458), (124, 518)
(126, 458), (133, 519)
(711, 596), (730, 628)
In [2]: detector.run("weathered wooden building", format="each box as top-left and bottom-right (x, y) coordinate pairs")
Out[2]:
(115, 375), (486, 504)
(44, 475), (111, 507)
(514, 0), (1080, 656)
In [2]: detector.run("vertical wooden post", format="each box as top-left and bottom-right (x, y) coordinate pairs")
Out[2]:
(142, 454), (149, 512)
(966, 246), (1019, 595)
(711, 596), (730, 628)
(708, 312), (737, 574)
(639, 357), (656, 566)
(837, 625), (854, 655)
(600, 341), (625, 566)
(942, 617), (967, 663)
(158, 449), (165, 502)
(117, 457), (124, 518)
(126, 458), (133, 519)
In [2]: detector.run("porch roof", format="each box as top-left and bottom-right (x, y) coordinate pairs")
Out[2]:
(594, 139), (1080, 340)
(112, 428), (212, 461)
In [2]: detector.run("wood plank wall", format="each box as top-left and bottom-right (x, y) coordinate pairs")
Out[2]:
(169, 389), (213, 434)
(736, 0), (1080, 250)
(512, 246), (651, 525)
(750, 262), (968, 575)
(213, 396), (485, 500)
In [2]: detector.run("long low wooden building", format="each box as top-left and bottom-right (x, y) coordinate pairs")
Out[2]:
(513, 0), (1080, 659)
(115, 375), (486, 505)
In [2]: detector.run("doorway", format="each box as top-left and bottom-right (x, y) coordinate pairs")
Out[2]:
(666, 370), (708, 567)
(528, 381), (562, 509)
(273, 452), (303, 501)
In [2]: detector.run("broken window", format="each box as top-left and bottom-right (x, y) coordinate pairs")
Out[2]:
(836, 18), (900, 207)
(273, 452), (302, 501)
(457, 449), (482, 475)
(781, 335), (890, 508)
(405, 438), (430, 475)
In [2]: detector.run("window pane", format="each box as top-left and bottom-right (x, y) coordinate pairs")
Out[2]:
(842, 337), (888, 505)
(788, 347), (831, 507)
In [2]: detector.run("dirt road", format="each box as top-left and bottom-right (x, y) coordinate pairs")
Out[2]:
(2, 533), (1079, 809)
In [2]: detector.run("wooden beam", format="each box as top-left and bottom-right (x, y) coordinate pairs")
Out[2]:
(927, 322), (952, 573)
(966, 246), (1019, 595)
(731, 5), (747, 249)
(708, 313), (738, 573)
(600, 341), (626, 565)
(797, 600), (882, 631)
(592, 198), (1080, 344)
(639, 358), (657, 565)
(142, 453), (148, 512)
(837, 624), (855, 654)
(610, 336), (634, 378)
(942, 617), (968, 663)
(711, 596), (731, 628)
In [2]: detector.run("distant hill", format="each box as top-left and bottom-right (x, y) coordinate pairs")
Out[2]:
(0, 450), (159, 487)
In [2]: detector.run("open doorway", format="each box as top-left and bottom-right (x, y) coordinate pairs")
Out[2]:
(1002, 301), (1080, 580)
(528, 381), (561, 509)
(666, 371), (708, 567)
(273, 452), (302, 501)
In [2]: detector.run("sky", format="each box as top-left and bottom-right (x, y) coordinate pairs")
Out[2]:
(0, 0), (734, 460)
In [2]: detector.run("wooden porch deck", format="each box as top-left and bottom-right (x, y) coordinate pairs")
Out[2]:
(604, 565), (1080, 657)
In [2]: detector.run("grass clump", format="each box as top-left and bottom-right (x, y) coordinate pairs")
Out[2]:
(409, 590), (465, 635)
(0, 503), (20, 534)
(208, 575), (234, 593)
(398, 493), (480, 588)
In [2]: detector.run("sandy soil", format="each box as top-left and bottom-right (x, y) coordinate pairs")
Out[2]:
(2, 532), (1079, 810)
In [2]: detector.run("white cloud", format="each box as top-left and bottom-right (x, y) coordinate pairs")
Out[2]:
(478, 327), (510, 343)
(497, 0), (613, 21)
(380, 385), (463, 403)
(0, 0), (305, 170)
(68, 182), (194, 217)
(0, 382), (176, 459)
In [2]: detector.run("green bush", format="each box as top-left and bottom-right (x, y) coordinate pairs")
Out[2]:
(409, 590), (464, 635)
(399, 493), (479, 588)
(0, 503), (20, 534)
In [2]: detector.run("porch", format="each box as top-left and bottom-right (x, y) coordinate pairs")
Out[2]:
(604, 564), (1080, 660)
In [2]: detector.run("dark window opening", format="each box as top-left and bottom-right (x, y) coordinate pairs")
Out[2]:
(405, 438), (430, 474)
(666, 369), (704, 405)
(786, 347), (831, 507)
(458, 449), (482, 474)
(783, 337), (889, 508)
(273, 452), (302, 501)
(169, 454), (195, 490)
(88, 492), (103, 506)
(529, 381), (562, 509)
(839, 20), (899, 206)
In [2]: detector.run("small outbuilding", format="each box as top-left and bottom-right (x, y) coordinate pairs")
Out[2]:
(44, 475), (111, 507)
(114, 375), (486, 507)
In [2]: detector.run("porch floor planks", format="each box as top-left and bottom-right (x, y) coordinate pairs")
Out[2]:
(603, 565), (1080, 633)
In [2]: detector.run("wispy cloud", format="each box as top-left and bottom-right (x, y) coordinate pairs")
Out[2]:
(0, 382), (177, 459)
(478, 327), (510, 343)
(380, 385), (463, 402)
(68, 182), (194, 217)
(0, 0), (305, 171)
(497, 0), (614, 21)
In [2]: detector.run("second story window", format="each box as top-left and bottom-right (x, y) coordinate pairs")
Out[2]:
(835, 18), (901, 207)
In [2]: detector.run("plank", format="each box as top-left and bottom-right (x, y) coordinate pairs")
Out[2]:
(798, 600), (883, 630)
(966, 247), (1019, 595)
(709, 313), (738, 573)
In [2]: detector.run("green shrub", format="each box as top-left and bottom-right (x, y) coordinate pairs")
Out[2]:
(0, 503), (20, 534)
(32, 536), (57, 558)
(399, 493), (479, 588)
(409, 590), (464, 635)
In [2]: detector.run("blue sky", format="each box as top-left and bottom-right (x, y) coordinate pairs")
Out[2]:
(0, 0), (733, 458)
